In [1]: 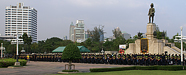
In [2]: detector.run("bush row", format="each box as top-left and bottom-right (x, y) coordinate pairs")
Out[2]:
(0, 58), (27, 67)
(62, 70), (79, 72)
(90, 66), (186, 72)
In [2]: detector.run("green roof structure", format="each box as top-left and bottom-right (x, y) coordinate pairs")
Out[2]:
(52, 46), (90, 53)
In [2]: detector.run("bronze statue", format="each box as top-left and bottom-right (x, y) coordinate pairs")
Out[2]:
(148, 3), (155, 23)
(138, 32), (142, 39)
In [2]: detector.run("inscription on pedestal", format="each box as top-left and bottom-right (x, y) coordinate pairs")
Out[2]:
(141, 38), (148, 54)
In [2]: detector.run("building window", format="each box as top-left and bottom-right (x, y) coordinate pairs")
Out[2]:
(12, 6), (17, 8)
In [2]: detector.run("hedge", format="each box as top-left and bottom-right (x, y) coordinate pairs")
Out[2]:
(62, 70), (79, 72)
(90, 67), (135, 72)
(90, 66), (186, 72)
(0, 58), (27, 67)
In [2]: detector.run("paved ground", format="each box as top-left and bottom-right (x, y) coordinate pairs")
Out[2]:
(0, 61), (132, 75)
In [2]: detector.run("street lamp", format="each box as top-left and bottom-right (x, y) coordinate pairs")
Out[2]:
(11, 34), (24, 66)
(3, 47), (5, 58)
(174, 26), (186, 66)
(101, 48), (104, 54)
(0, 43), (5, 58)
(181, 26), (183, 66)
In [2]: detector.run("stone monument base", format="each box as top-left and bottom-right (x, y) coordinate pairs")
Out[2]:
(125, 23), (184, 55)
(14, 62), (20, 66)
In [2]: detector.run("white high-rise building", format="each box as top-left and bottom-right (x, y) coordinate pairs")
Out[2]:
(5, 3), (37, 42)
(75, 20), (84, 42)
(69, 20), (85, 42)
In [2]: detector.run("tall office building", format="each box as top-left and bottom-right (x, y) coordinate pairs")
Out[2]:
(5, 3), (37, 42)
(74, 20), (85, 42)
(69, 22), (75, 41)
(69, 20), (85, 42)
(122, 31), (131, 40)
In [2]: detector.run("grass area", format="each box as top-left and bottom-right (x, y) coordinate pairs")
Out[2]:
(54, 70), (186, 75)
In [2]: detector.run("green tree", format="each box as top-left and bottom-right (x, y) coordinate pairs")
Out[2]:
(61, 44), (81, 70)
(59, 40), (73, 46)
(92, 27), (100, 42)
(125, 39), (135, 49)
(85, 38), (92, 46)
(133, 35), (138, 40)
(87, 26), (104, 42)
(21, 33), (32, 45)
(137, 32), (143, 39)
(31, 42), (38, 53)
(169, 33), (180, 43)
(112, 36), (126, 51)
(112, 27), (122, 38)
(19, 33), (32, 53)
(103, 39), (113, 51)
(84, 38), (92, 50)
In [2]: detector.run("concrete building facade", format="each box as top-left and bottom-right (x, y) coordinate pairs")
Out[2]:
(122, 31), (131, 40)
(69, 22), (75, 41)
(5, 3), (37, 42)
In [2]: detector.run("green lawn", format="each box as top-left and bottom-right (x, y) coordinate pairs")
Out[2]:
(55, 70), (186, 75)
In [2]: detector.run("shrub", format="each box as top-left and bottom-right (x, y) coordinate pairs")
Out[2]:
(90, 67), (135, 72)
(90, 66), (185, 72)
(19, 59), (27, 66)
(0, 58), (27, 67)
(61, 44), (81, 70)
(61, 44), (81, 60)
(62, 70), (79, 72)
(135, 66), (156, 70)
(157, 65), (183, 71)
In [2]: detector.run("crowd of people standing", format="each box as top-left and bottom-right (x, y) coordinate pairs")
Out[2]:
(19, 53), (185, 65)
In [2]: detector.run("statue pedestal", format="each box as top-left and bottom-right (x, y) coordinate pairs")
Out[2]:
(146, 23), (156, 40)
(14, 62), (20, 66)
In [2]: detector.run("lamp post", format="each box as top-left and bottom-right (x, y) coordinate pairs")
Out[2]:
(174, 26), (186, 66)
(16, 34), (19, 62)
(0, 43), (5, 58)
(11, 34), (24, 66)
(180, 26), (183, 66)
(3, 47), (5, 58)
(101, 48), (104, 54)
(1, 43), (3, 58)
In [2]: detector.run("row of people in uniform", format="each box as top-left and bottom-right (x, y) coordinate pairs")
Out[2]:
(18, 54), (184, 65)
(72, 54), (183, 65)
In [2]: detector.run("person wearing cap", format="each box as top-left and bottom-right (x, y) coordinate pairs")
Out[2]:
(177, 55), (181, 65)
(91, 55), (95, 64)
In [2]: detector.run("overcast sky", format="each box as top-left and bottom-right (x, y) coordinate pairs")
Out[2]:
(0, 0), (186, 41)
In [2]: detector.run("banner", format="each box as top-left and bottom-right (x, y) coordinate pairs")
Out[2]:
(119, 45), (126, 50)
(119, 45), (126, 54)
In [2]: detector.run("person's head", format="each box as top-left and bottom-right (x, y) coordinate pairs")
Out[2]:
(150, 3), (154, 8)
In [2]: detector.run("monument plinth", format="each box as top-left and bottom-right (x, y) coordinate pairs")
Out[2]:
(146, 23), (156, 40)
(125, 3), (182, 55)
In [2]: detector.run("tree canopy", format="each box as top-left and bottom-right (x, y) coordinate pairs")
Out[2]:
(87, 25), (104, 42)
(112, 27), (122, 38)
(61, 43), (81, 60)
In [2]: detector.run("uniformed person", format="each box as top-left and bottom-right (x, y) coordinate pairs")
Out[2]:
(103, 55), (108, 64)
(109, 55), (113, 64)
(177, 55), (181, 65)
(87, 55), (91, 63)
(91, 55), (95, 64)
(140, 56), (144, 65)
(113, 55), (117, 64)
